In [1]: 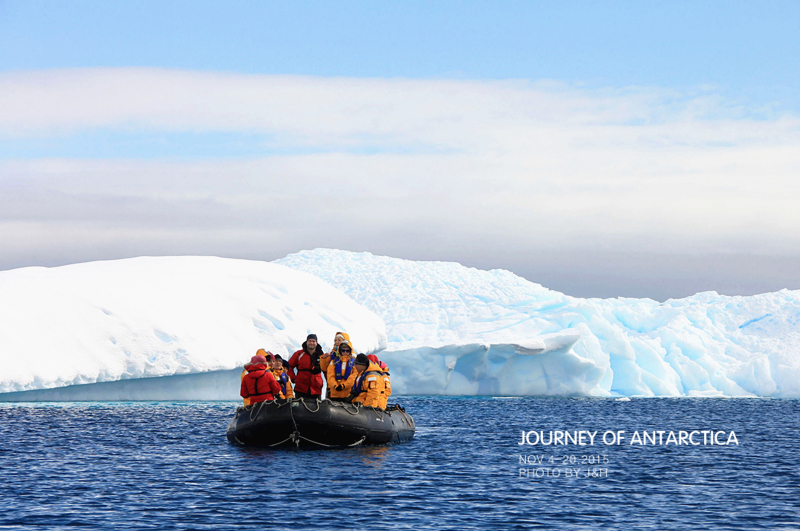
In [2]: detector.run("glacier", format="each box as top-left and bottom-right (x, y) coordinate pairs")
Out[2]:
(276, 249), (800, 398)
(1, 250), (799, 400)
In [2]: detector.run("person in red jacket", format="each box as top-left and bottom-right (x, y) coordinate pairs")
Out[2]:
(287, 333), (324, 399)
(240, 354), (282, 404)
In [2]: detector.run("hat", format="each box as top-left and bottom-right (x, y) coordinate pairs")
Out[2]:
(250, 355), (267, 365)
(256, 348), (275, 360)
(339, 341), (353, 351)
(256, 348), (275, 362)
(367, 354), (379, 364)
(307, 333), (318, 341)
(355, 353), (370, 366)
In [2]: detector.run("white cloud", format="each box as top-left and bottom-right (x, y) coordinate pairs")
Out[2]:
(1, 68), (799, 289)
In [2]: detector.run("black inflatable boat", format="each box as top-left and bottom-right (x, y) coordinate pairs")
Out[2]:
(226, 398), (416, 448)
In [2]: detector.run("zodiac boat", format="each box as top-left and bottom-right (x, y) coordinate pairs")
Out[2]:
(226, 398), (416, 448)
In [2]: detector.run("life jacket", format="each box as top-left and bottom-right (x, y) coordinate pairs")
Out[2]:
(276, 371), (290, 396)
(350, 362), (385, 408)
(248, 369), (273, 400)
(241, 366), (281, 402)
(289, 345), (324, 395)
(294, 350), (319, 372)
(334, 356), (354, 381)
(352, 371), (366, 395)
(352, 369), (382, 395)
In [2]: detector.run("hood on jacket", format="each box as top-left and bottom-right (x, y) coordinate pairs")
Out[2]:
(366, 354), (388, 370)
(334, 331), (354, 353)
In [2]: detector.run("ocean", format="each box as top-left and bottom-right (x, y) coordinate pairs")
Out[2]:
(1, 397), (798, 530)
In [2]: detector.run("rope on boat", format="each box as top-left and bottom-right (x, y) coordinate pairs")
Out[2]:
(249, 399), (272, 422)
(267, 432), (300, 447)
(288, 402), (300, 446)
(246, 397), (291, 421)
(300, 398), (322, 413)
(239, 398), (398, 447)
(328, 400), (361, 415)
(286, 399), (367, 447)
(295, 434), (366, 447)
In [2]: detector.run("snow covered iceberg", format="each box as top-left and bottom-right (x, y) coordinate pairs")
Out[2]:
(0, 256), (386, 399)
(277, 249), (800, 398)
(2, 250), (798, 400)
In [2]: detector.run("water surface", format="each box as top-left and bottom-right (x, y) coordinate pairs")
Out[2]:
(1, 397), (798, 530)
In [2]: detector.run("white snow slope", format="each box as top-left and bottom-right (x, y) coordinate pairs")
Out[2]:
(276, 249), (800, 398)
(0, 256), (386, 396)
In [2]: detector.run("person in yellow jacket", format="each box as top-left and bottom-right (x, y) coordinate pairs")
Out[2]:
(320, 331), (352, 374)
(368, 354), (392, 409)
(241, 348), (274, 406)
(348, 354), (385, 409)
(326, 341), (357, 401)
(272, 356), (293, 399)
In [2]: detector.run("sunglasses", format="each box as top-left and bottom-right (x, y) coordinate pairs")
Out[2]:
(339, 348), (352, 352)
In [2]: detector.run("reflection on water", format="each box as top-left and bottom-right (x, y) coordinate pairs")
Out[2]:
(358, 445), (390, 468)
(233, 436), (392, 468)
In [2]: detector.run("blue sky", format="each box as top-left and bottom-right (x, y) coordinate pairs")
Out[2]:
(2, 0), (798, 103)
(1, 1), (799, 299)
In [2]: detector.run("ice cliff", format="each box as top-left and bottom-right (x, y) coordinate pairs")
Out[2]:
(277, 249), (800, 398)
(1, 250), (798, 400)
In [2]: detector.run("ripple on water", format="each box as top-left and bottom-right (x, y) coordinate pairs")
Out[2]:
(1, 397), (798, 530)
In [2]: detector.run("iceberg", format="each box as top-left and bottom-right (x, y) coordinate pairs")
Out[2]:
(277, 249), (800, 398)
(0, 256), (386, 399)
(1, 250), (798, 400)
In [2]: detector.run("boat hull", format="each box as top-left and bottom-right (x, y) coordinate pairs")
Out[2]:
(226, 398), (415, 447)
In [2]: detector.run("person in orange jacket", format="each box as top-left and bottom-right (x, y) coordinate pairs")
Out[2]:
(272, 356), (293, 399)
(275, 354), (293, 381)
(240, 354), (281, 405)
(320, 331), (352, 374)
(327, 341), (357, 401)
(348, 354), (385, 409)
(368, 354), (392, 409)
(241, 348), (274, 406)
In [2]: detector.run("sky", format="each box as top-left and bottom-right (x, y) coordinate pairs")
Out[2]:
(1, 0), (799, 300)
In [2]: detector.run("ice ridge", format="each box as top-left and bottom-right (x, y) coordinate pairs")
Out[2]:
(277, 249), (800, 398)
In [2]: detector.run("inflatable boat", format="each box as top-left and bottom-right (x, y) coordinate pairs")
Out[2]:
(226, 398), (416, 448)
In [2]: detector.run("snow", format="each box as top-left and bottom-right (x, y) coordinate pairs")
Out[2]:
(0, 256), (386, 395)
(2, 249), (799, 400)
(277, 249), (800, 398)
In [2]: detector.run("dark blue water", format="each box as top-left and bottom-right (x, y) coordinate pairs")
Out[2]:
(1, 397), (798, 530)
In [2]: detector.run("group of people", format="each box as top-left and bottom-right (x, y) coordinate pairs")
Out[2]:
(240, 332), (392, 409)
